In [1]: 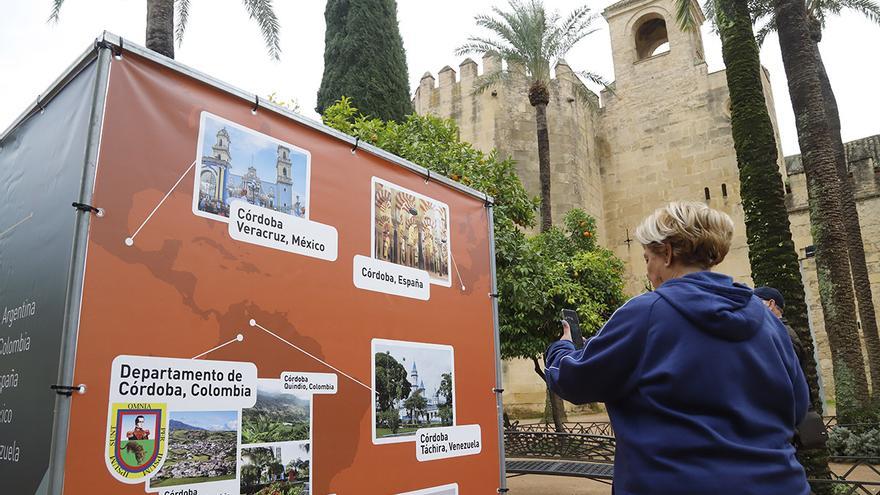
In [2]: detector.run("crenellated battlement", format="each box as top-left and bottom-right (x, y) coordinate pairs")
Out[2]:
(413, 52), (599, 111)
(785, 134), (880, 211)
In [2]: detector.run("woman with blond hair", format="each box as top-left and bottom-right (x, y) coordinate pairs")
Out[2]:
(545, 201), (810, 495)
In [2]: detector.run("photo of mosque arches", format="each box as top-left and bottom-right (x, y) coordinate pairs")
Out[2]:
(372, 339), (455, 445)
(192, 112), (310, 222)
(371, 178), (451, 287)
(240, 441), (310, 495)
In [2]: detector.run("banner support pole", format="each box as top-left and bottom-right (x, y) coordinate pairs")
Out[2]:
(46, 44), (111, 495)
(486, 203), (507, 493)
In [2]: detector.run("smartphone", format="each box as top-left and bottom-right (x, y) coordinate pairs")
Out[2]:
(560, 309), (585, 349)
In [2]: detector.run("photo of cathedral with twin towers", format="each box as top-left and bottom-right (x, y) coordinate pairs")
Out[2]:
(194, 112), (310, 221)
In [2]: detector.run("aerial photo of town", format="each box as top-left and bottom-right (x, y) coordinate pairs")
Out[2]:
(149, 411), (238, 488)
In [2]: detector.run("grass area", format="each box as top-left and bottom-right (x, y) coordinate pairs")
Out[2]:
(376, 426), (419, 437)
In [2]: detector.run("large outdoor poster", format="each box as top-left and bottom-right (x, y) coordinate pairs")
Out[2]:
(60, 52), (499, 494)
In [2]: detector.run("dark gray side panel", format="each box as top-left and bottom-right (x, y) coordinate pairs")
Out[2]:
(0, 61), (97, 494)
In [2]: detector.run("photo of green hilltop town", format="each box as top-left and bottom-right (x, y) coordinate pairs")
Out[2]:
(148, 411), (237, 488)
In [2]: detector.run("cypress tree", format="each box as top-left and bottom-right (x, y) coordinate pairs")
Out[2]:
(317, 0), (413, 122)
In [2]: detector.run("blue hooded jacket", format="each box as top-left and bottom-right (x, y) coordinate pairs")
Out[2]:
(545, 272), (810, 495)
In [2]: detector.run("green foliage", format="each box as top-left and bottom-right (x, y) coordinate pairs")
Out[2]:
(378, 408), (401, 433)
(439, 372), (453, 407)
(317, 0), (412, 121)
(827, 426), (880, 457)
(374, 351), (412, 412)
(500, 209), (626, 360)
(321, 98), (626, 366)
(404, 390), (428, 423)
(439, 405), (453, 426)
(322, 98), (537, 229)
(241, 412), (309, 444)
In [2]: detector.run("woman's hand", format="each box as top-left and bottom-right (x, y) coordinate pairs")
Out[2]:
(560, 320), (573, 342)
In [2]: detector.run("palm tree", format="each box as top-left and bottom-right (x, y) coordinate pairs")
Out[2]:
(457, 0), (605, 232)
(49, 0), (281, 60)
(673, 0), (835, 488)
(457, 0), (605, 434)
(772, 0), (871, 416)
(750, 0), (880, 399)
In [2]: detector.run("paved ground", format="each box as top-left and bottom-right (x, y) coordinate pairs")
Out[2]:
(505, 413), (879, 494)
(506, 474), (611, 494)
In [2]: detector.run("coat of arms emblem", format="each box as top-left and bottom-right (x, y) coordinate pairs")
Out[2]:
(105, 403), (167, 482)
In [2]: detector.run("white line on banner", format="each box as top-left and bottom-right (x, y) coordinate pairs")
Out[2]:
(125, 160), (196, 246)
(0, 212), (34, 239)
(450, 250), (466, 291)
(249, 319), (372, 391)
(192, 334), (244, 359)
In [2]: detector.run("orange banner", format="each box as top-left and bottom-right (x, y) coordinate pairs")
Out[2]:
(63, 53), (500, 494)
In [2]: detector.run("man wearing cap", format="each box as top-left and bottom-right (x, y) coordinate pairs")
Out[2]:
(754, 286), (805, 365)
(754, 286), (827, 450)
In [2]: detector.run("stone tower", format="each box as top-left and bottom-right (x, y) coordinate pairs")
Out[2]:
(410, 361), (419, 387)
(212, 127), (231, 162)
(276, 145), (293, 185)
(598, 0), (786, 293)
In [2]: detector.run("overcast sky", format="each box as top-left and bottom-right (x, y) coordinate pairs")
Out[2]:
(1, 1), (878, 156)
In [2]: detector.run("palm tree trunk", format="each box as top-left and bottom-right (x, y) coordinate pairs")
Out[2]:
(773, 0), (870, 416)
(714, 0), (832, 488)
(810, 28), (880, 396)
(534, 102), (552, 232)
(146, 0), (175, 59)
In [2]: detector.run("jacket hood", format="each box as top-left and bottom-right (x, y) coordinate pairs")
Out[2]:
(654, 271), (764, 341)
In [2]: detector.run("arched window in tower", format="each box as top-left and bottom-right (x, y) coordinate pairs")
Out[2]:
(722, 183), (728, 197)
(283, 168), (288, 177)
(704, 187), (711, 201)
(634, 14), (670, 60)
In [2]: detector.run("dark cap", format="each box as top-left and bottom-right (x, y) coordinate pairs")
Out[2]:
(754, 286), (785, 309)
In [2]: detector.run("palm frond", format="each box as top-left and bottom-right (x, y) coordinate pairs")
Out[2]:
(674, 0), (703, 31)
(456, 38), (516, 59)
(471, 69), (510, 95)
(175, 0), (191, 46)
(242, 0), (281, 60)
(703, 0), (718, 28)
(754, 17), (777, 46)
(48, 0), (65, 23)
(461, 0), (606, 89)
(837, 0), (880, 24)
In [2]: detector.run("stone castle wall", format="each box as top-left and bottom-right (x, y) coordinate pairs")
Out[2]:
(413, 0), (875, 414)
(785, 135), (880, 401)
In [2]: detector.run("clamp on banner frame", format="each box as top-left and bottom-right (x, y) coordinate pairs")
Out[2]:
(95, 35), (123, 59)
(72, 202), (104, 217)
(252, 95), (260, 115)
(50, 384), (86, 397)
(351, 136), (360, 154)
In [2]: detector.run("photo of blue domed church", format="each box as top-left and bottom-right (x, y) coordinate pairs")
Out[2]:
(193, 112), (310, 221)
